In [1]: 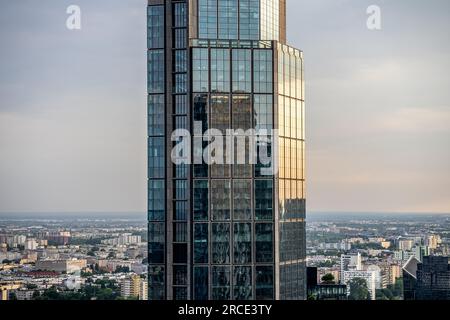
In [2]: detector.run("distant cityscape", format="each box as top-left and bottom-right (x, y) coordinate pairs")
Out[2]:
(0, 213), (449, 300)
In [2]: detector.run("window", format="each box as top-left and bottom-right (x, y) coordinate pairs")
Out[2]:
(218, 0), (238, 39)
(255, 180), (273, 220)
(174, 50), (187, 72)
(173, 2), (187, 27)
(175, 180), (187, 200)
(211, 180), (231, 220)
(232, 49), (251, 93)
(174, 222), (187, 242)
(194, 180), (209, 221)
(254, 50), (273, 93)
(147, 6), (164, 49)
(239, 0), (260, 40)
(149, 222), (164, 264)
(175, 95), (187, 114)
(212, 223), (230, 264)
(174, 73), (187, 93)
(233, 266), (252, 300)
(174, 29), (187, 48)
(198, 0), (218, 39)
(233, 180), (252, 220)
(149, 266), (165, 300)
(256, 266), (274, 299)
(233, 223), (252, 263)
(174, 265), (187, 285)
(232, 95), (252, 130)
(194, 266), (209, 300)
(212, 266), (231, 300)
(193, 48), (209, 92)
(148, 137), (165, 179)
(175, 201), (187, 221)
(211, 49), (230, 93)
(148, 50), (165, 93)
(173, 243), (187, 263)
(256, 223), (273, 262)
(254, 94), (273, 130)
(148, 94), (165, 136)
(148, 180), (165, 221)
(194, 223), (208, 263)
(210, 95), (230, 134)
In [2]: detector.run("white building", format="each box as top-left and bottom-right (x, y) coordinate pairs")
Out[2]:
(366, 265), (382, 289)
(340, 253), (362, 275)
(398, 239), (414, 251)
(342, 270), (377, 300)
(25, 238), (38, 251)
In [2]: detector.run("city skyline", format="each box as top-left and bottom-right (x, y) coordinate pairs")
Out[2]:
(1, 0), (449, 215)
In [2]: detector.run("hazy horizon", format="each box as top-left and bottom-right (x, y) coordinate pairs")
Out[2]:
(0, 0), (449, 214)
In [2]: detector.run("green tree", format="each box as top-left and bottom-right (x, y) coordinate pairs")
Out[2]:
(348, 278), (370, 300)
(321, 273), (335, 284)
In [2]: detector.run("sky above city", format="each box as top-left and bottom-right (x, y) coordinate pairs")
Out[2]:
(0, 0), (449, 215)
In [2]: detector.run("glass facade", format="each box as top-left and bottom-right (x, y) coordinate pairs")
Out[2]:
(148, 0), (304, 300)
(197, 0), (282, 41)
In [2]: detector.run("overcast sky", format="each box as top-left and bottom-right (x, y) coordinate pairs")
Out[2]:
(0, 0), (449, 215)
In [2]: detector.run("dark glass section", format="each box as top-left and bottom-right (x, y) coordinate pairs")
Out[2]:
(194, 223), (209, 263)
(233, 180), (252, 220)
(174, 28), (187, 48)
(254, 180), (273, 220)
(254, 94), (273, 130)
(233, 223), (252, 264)
(174, 50), (187, 72)
(210, 95), (230, 134)
(175, 180), (188, 200)
(148, 94), (165, 136)
(148, 180), (165, 221)
(174, 201), (187, 221)
(149, 266), (165, 300)
(148, 137), (165, 179)
(174, 287), (188, 300)
(148, 50), (165, 93)
(173, 2), (187, 27)
(194, 180), (209, 221)
(174, 73), (187, 93)
(279, 221), (306, 262)
(212, 223), (231, 264)
(194, 266), (209, 300)
(174, 265), (188, 285)
(279, 263), (306, 300)
(174, 222), (187, 242)
(232, 94), (252, 130)
(256, 266), (274, 299)
(212, 266), (231, 300)
(233, 266), (252, 300)
(175, 94), (188, 114)
(173, 243), (187, 264)
(147, 6), (164, 49)
(211, 180), (231, 221)
(255, 223), (274, 263)
(193, 93), (208, 134)
(149, 222), (164, 264)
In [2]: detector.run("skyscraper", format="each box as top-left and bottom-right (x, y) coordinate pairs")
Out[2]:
(148, 0), (305, 300)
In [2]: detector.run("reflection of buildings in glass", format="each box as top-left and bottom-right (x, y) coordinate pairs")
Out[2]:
(147, 0), (305, 300)
(403, 255), (450, 300)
